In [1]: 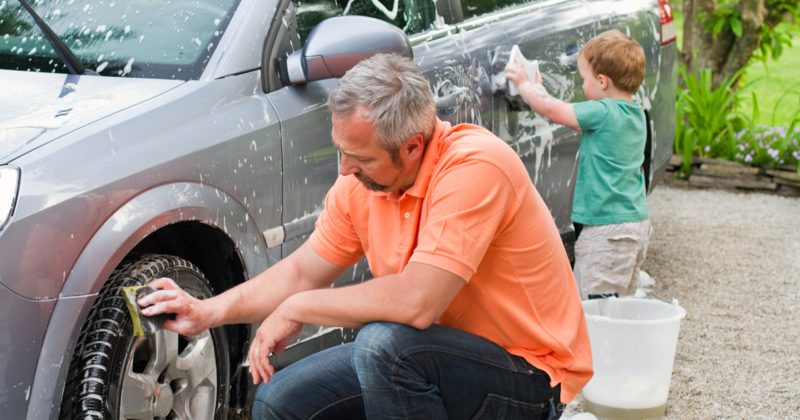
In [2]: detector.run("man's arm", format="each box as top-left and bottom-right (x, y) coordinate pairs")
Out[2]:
(505, 59), (580, 131)
(248, 260), (465, 384)
(284, 262), (464, 330)
(139, 240), (349, 336)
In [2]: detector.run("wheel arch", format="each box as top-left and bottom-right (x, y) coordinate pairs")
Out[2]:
(28, 182), (271, 419)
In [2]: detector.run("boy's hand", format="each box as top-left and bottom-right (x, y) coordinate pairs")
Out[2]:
(504, 58), (530, 87)
(505, 57), (579, 131)
(506, 58), (545, 94)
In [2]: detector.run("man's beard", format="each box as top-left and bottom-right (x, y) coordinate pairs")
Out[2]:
(354, 172), (391, 192)
(354, 155), (403, 192)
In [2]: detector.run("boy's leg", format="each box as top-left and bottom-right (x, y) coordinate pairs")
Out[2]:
(352, 322), (562, 420)
(252, 342), (366, 420)
(625, 219), (652, 296)
(577, 221), (648, 298)
(573, 224), (596, 299)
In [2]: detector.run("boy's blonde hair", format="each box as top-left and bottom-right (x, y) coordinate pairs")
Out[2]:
(579, 30), (645, 94)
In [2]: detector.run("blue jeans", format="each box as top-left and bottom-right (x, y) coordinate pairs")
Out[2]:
(253, 322), (562, 420)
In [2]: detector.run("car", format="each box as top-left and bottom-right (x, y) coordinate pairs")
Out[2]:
(0, 0), (677, 418)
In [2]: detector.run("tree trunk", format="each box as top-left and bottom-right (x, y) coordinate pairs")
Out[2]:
(680, 0), (695, 72)
(718, 0), (766, 85)
(680, 0), (768, 89)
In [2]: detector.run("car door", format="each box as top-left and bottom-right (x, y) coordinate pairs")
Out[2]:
(261, 0), (454, 368)
(454, 0), (597, 252)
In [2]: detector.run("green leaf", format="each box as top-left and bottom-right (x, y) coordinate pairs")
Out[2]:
(730, 17), (743, 37)
(713, 18), (726, 37)
(751, 92), (759, 125)
(774, 41), (783, 60)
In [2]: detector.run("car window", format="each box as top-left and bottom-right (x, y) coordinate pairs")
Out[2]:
(291, 0), (439, 47)
(0, 0), (240, 80)
(460, 0), (528, 20)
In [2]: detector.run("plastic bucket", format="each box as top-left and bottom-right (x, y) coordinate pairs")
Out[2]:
(581, 297), (686, 420)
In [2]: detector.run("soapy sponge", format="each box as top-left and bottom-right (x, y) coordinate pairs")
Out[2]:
(121, 285), (175, 336)
(507, 45), (540, 96)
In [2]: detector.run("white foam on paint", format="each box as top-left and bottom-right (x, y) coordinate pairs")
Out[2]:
(515, 112), (556, 184)
(343, 0), (399, 20)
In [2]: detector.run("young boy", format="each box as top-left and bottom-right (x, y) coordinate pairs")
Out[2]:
(505, 30), (651, 300)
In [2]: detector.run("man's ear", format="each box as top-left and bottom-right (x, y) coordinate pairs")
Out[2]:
(404, 134), (425, 161)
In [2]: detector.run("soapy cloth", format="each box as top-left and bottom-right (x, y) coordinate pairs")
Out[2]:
(507, 45), (540, 96)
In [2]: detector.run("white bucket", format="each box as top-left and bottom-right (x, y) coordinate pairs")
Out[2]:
(581, 297), (686, 419)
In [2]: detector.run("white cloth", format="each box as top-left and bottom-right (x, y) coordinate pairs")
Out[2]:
(573, 219), (652, 300)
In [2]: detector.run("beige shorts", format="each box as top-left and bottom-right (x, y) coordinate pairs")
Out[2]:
(573, 219), (652, 300)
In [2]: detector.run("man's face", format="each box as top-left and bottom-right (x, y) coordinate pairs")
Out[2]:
(332, 108), (410, 193)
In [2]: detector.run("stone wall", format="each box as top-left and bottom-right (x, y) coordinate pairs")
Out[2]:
(662, 155), (800, 197)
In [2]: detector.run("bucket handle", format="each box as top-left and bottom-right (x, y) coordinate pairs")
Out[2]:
(592, 295), (680, 306)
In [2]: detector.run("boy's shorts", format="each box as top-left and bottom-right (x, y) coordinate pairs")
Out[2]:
(573, 219), (652, 300)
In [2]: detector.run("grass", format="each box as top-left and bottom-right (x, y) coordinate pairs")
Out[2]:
(669, 2), (800, 126)
(738, 25), (800, 127)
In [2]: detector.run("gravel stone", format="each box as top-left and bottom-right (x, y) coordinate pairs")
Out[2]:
(566, 185), (800, 419)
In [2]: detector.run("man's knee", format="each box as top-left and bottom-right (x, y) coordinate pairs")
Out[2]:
(252, 383), (283, 420)
(252, 371), (307, 420)
(353, 322), (417, 364)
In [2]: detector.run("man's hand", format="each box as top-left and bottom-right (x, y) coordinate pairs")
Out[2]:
(137, 278), (218, 337)
(248, 301), (304, 385)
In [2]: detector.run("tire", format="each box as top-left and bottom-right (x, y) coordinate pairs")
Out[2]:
(59, 255), (230, 420)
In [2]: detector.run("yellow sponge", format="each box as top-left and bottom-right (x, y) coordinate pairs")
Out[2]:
(121, 286), (173, 336)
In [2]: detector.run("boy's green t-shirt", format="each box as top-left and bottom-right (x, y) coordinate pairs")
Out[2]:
(572, 97), (649, 225)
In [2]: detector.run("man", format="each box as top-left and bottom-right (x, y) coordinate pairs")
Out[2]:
(140, 54), (592, 419)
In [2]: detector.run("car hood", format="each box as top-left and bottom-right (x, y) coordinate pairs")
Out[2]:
(0, 70), (185, 163)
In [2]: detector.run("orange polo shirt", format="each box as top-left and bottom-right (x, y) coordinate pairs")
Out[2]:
(309, 118), (592, 403)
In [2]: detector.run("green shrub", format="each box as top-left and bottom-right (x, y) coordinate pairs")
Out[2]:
(674, 65), (752, 175)
(674, 64), (800, 175)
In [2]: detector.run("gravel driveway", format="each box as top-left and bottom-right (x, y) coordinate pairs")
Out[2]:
(232, 185), (800, 420)
(567, 185), (800, 419)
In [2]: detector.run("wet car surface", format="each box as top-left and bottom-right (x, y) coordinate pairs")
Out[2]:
(0, 0), (676, 418)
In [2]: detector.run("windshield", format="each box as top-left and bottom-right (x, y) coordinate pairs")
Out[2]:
(0, 0), (240, 80)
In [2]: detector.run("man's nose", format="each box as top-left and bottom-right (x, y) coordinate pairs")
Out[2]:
(339, 154), (360, 177)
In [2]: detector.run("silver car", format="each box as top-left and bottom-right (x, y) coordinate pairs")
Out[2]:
(0, 0), (677, 418)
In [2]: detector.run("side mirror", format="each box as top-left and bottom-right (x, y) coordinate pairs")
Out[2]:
(276, 16), (413, 86)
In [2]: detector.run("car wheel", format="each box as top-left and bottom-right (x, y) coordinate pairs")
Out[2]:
(59, 255), (230, 420)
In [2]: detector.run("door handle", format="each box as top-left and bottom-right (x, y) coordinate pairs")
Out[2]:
(435, 86), (469, 109)
(559, 43), (580, 73)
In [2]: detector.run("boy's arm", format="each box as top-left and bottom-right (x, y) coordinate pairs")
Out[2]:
(505, 59), (581, 131)
(517, 81), (580, 131)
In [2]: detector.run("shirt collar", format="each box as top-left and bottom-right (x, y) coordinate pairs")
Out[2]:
(372, 118), (449, 201)
(403, 118), (448, 199)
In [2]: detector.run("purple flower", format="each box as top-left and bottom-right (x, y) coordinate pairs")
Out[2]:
(793, 151), (800, 160)
(704, 145), (711, 153)
(737, 144), (746, 152)
(745, 154), (753, 163)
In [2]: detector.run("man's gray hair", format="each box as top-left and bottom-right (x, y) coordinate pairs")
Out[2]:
(327, 54), (436, 155)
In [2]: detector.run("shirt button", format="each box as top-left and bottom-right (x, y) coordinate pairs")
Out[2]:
(404, 212), (410, 219)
